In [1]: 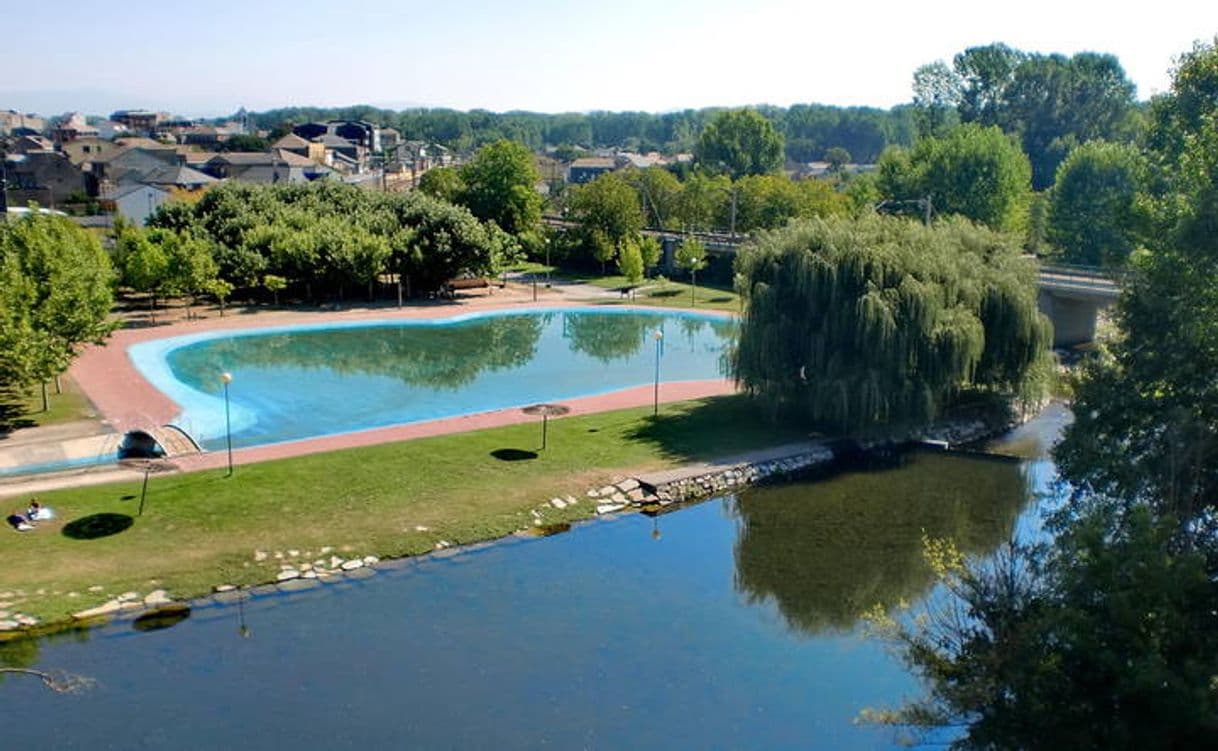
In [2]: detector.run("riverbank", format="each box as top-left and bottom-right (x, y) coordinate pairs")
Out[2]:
(0, 394), (1036, 637)
(0, 396), (809, 632)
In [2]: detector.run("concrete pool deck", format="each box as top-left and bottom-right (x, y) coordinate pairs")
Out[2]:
(63, 296), (736, 478)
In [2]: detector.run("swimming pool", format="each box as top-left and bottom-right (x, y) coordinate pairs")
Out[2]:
(128, 308), (736, 451)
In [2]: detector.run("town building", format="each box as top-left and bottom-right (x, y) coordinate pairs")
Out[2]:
(197, 149), (331, 184)
(567, 156), (617, 184)
(52, 112), (99, 144)
(0, 110), (46, 136)
(3, 150), (87, 207)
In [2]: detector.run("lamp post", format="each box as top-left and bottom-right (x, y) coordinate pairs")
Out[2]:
(544, 237), (551, 287)
(221, 372), (234, 477)
(652, 329), (664, 416)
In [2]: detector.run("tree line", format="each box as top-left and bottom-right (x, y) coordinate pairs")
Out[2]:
(248, 102), (917, 165)
(112, 180), (521, 313)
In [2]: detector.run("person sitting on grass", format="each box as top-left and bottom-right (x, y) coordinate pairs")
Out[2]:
(26, 499), (51, 521)
(6, 513), (35, 532)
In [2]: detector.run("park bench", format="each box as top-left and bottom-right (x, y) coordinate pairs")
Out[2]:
(441, 277), (493, 299)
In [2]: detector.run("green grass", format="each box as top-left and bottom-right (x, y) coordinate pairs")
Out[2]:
(0, 395), (804, 625)
(581, 273), (742, 312)
(0, 377), (97, 434)
(504, 260), (557, 276)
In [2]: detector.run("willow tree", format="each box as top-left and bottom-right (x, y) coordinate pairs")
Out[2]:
(732, 214), (1051, 434)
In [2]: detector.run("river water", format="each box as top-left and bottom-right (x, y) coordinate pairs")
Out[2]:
(0, 406), (1070, 750)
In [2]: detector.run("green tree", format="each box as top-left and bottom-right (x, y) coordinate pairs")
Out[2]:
(207, 278), (234, 317)
(695, 108), (785, 179)
(911, 61), (963, 136)
(732, 174), (849, 232)
(621, 166), (682, 228)
(732, 215), (1051, 433)
(220, 133), (270, 152)
(823, 147), (851, 173)
(263, 274), (287, 305)
(1047, 141), (1147, 266)
(638, 236), (662, 274)
(616, 236), (644, 286)
(416, 166), (466, 204)
(887, 48), (1218, 745)
(569, 172), (644, 270)
(674, 170), (732, 231)
(1146, 37), (1218, 168)
(952, 43), (1026, 125)
(674, 237), (707, 306)
(1056, 41), (1218, 526)
(998, 52), (1139, 189)
(457, 139), (542, 236)
(116, 225), (170, 321)
(150, 229), (219, 319)
(877, 124), (1032, 232)
(0, 213), (114, 403)
(867, 507), (1218, 749)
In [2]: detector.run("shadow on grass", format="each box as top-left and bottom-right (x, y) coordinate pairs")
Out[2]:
(625, 395), (809, 464)
(491, 448), (539, 462)
(62, 513), (134, 540)
(647, 289), (682, 299)
(0, 389), (38, 435)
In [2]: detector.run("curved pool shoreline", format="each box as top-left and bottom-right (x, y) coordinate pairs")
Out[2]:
(69, 301), (738, 473)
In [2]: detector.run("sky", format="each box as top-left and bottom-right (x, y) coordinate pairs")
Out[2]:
(3, 0), (1216, 118)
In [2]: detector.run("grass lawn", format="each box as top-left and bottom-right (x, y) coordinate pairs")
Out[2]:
(580, 273), (742, 312)
(0, 376), (97, 434)
(0, 395), (803, 626)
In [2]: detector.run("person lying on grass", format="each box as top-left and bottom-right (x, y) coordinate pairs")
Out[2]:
(7, 513), (35, 532)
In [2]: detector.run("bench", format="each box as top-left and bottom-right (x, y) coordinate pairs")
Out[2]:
(441, 277), (493, 299)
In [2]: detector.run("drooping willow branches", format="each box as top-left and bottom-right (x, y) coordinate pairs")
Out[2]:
(731, 214), (1052, 433)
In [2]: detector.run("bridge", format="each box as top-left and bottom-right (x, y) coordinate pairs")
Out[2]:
(542, 218), (1122, 347)
(1035, 264), (1121, 347)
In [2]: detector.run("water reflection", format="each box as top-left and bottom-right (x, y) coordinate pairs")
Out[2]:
(561, 312), (654, 362)
(2, 432), (1057, 749)
(171, 314), (548, 392)
(731, 451), (1029, 635)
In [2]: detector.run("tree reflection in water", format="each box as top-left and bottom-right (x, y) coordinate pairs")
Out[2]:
(731, 450), (1029, 636)
(562, 312), (655, 363)
(170, 313), (549, 392)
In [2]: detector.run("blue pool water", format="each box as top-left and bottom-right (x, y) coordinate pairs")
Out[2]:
(128, 308), (735, 451)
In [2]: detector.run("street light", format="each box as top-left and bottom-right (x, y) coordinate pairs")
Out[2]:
(545, 237), (551, 287)
(221, 371), (234, 477)
(652, 329), (664, 416)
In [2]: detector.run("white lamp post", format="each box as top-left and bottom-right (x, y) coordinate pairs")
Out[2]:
(221, 372), (234, 477)
(652, 329), (664, 416)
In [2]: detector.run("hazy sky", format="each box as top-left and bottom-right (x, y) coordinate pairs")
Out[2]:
(4, 1), (1215, 117)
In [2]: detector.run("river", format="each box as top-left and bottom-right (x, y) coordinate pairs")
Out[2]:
(0, 405), (1070, 749)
